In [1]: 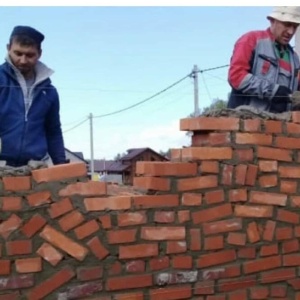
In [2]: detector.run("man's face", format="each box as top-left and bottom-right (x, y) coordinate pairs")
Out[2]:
(7, 40), (41, 77)
(271, 19), (299, 45)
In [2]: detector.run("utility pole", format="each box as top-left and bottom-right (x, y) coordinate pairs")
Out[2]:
(192, 65), (200, 116)
(89, 113), (95, 180)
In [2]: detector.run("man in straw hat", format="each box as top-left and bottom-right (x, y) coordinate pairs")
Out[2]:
(227, 7), (300, 113)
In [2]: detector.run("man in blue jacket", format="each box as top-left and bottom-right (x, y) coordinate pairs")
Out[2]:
(227, 7), (300, 113)
(0, 25), (67, 167)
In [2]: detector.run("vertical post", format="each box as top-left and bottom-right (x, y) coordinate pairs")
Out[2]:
(89, 113), (94, 180)
(295, 28), (300, 55)
(192, 65), (200, 116)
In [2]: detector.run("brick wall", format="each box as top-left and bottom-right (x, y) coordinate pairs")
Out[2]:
(2, 113), (300, 299)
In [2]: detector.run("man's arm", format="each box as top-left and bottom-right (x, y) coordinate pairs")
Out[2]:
(45, 89), (67, 165)
(228, 32), (278, 100)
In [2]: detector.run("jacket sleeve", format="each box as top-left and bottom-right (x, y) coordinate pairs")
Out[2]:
(228, 32), (278, 100)
(45, 88), (67, 165)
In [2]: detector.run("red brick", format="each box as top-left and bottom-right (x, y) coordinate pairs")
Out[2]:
(260, 244), (279, 257)
(77, 266), (103, 281)
(279, 166), (300, 178)
(177, 175), (218, 191)
(31, 162), (87, 182)
(180, 116), (239, 131)
(74, 220), (100, 240)
(6, 240), (32, 255)
(219, 275), (256, 292)
(192, 203), (232, 224)
(276, 136), (300, 149)
(259, 175), (278, 187)
(227, 232), (246, 246)
(277, 209), (299, 224)
(166, 241), (187, 254)
(0, 197), (22, 211)
(197, 249), (236, 268)
(21, 214), (47, 238)
(58, 210), (85, 232)
(200, 161), (219, 174)
(87, 236), (109, 260)
(288, 278), (300, 290)
(36, 242), (63, 266)
(243, 255), (281, 274)
(258, 160), (278, 172)
(250, 191), (287, 206)
(235, 132), (272, 145)
(115, 292), (144, 300)
(59, 180), (107, 196)
(276, 227), (293, 240)
(177, 210), (190, 223)
(202, 264), (240, 280)
(194, 281), (214, 295)
(189, 228), (201, 251)
(283, 253), (300, 266)
(203, 218), (242, 235)
(181, 147), (232, 160)
(107, 229), (137, 244)
(170, 149), (181, 161)
(287, 121), (300, 133)
(291, 196), (300, 207)
(204, 236), (223, 250)
(133, 195), (178, 209)
(0, 292), (20, 300)
(141, 227), (185, 240)
(15, 257), (42, 273)
(57, 282), (102, 299)
(48, 197), (73, 218)
(280, 180), (297, 194)
(106, 274), (152, 291)
(125, 260), (145, 273)
(261, 267), (296, 283)
(172, 256), (192, 269)
(257, 146), (292, 161)
(150, 284), (192, 300)
(84, 196), (131, 211)
(154, 211), (175, 223)
(40, 225), (88, 261)
(0, 214), (22, 239)
(282, 239), (299, 254)
(192, 132), (231, 146)
(108, 261), (122, 275)
(238, 247), (256, 259)
(245, 164), (258, 186)
(181, 193), (202, 206)
(243, 119), (261, 131)
(229, 290), (247, 300)
(235, 148), (253, 161)
(136, 161), (197, 176)
(149, 256), (169, 271)
(26, 191), (51, 207)
(117, 212), (146, 227)
(235, 204), (273, 218)
(98, 215), (112, 229)
(26, 267), (75, 299)
(264, 120), (282, 133)
(133, 177), (170, 191)
(221, 164), (233, 185)
(0, 260), (10, 275)
(204, 190), (224, 205)
(263, 220), (276, 241)
(120, 244), (158, 259)
(2, 176), (31, 191)
(270, 285), (287, 297)
(0, 274), (34, 290)
(234, 164), (247, 185)
(206, 296), (226, 300)
(247, 222), (260, 243)
(295, 225), (300, 237)
(228, 189), (247, 202)
(250, 286), (269, 299)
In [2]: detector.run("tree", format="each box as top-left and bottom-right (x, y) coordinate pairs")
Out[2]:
(159, 149), (171, 159)
(200, 98), (227, 115)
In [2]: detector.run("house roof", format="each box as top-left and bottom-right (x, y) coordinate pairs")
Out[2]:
(121, 147), (168, 161)
(108, 160), (131, 172)
(91, 159), (114, 172)
(65, 148), (89, 163)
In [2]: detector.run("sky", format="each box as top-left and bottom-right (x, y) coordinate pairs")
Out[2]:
(1, 4), (299, 160)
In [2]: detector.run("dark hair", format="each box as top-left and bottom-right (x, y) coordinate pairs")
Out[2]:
(9, 35), (42, 50)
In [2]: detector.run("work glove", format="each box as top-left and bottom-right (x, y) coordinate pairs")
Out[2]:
(270, 86), (291, 113)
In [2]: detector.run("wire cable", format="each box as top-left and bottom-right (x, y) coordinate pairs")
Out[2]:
(63, 117), (89, 134)
(93, 73), (192, 119)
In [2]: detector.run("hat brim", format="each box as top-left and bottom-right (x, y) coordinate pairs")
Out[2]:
(267, 12), (300, 24)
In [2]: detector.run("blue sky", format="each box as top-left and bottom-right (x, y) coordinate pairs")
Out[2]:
(1, 6), (296, 159)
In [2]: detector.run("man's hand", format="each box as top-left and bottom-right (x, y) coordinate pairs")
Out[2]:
(270, 86), (291, 113)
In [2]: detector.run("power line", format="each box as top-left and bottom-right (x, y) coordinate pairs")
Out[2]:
(198, 64), (229, 73)
(63, 117), (89, 134)
(93, 73), (192, 119)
